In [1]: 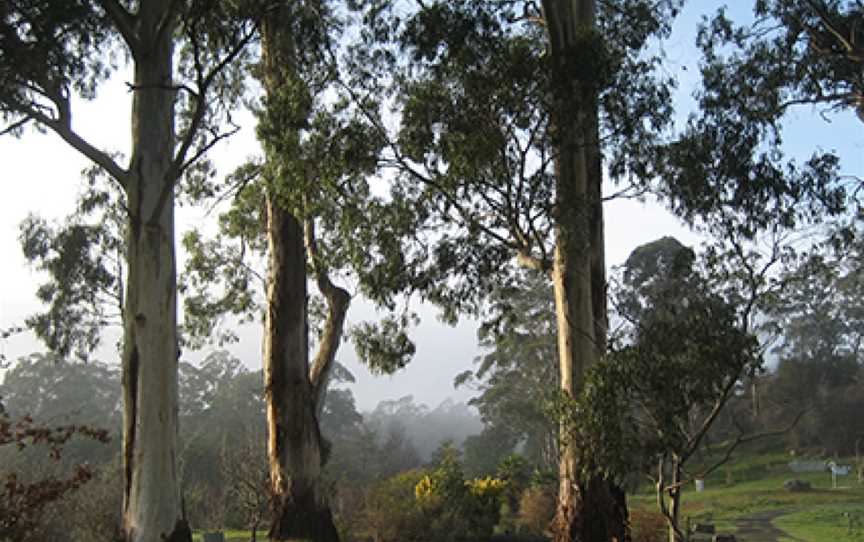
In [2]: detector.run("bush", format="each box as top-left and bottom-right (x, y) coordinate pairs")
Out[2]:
(0, 415), (109, 542)
(352, 451), (509, 542)
(516, 486), (555, 536)
(354, 469), (427, 542)
(630, 509), (667, 542)
(63, 461), (123, 542)
(415, 452), (507, 541)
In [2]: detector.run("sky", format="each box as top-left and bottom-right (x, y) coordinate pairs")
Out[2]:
(1, 2), (862, 412)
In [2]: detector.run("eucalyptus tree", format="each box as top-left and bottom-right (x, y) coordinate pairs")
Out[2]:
(762, 244), (864, 452)
(626, 23), (853, 515)
(347, 1), (682, 539)
(257, 6), (346, 538)
(656, 1), (855, 250)
(181, 2), (411, 539)
(0, 3), (255, 540)
(570, 238), (761, 542)
(652, 0), (855, 429)
(455, 271), (559, 472)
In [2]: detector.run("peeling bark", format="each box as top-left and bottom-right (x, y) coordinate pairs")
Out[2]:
(263, 200), (341, 542)
(259, 13), (345, 540)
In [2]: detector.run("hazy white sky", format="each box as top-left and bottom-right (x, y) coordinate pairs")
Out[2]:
(1, 2), (861, 411)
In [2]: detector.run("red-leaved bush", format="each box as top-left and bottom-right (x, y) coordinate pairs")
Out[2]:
(1, 414), (109, 541)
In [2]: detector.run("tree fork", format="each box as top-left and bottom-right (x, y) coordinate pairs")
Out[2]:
(263, 198), (339, 542)
(259, 14), (342, 537)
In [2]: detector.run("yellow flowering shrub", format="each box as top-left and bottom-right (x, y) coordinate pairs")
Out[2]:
(414, 474), (441, 505)
(466, 476), (507, 498)
(410, 455), (508, 540)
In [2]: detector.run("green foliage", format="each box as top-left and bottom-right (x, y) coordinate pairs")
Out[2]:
(560, 238), (762, 483)
(341, 0), (684, 324)
(18, 169), (125, 361)
(461, 426), (521, 478)
(0, 353), (120, 467)
(0, 1), (116, 129)
(415, 447), (507, 542)
(351, 445), (508, 542)
(415, 448), (506, 540)
(516, 485), (555, 536)
(655, 3), (851, 240)
(457, 271), (559, 471)
(180, 227), (263, 349)
(350, 315), (417, 375)
(698, 1), (864, 125)
(761, 243), (864, 454)
(180, 1), (426, 379)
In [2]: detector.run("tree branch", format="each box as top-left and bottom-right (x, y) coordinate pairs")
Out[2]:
(697, 408), (809, 480)
(172, 26), (256, 173)
(517, 248), (551, 273)
(95, 0), (141, 55)
(152, 25), (256, 225)
(601, 181), (650, 202)
(0, 116), (34, 137)
(305, 216), (351, 410)
(203, 162), (263, 216)
(806, 0), (864, 60)
(179, 123), (241, 174)
(681, 373), (739, 464)
(25, 107), (128, 187)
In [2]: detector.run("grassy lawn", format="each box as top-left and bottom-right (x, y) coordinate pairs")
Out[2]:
(774, 503), (864, 542)
(629, 447), (864, 539)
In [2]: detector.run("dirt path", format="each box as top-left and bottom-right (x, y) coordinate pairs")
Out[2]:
(733, 509), (807, 542)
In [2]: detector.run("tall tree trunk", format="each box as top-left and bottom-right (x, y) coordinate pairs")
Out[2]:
(543, 1), (629, 540)
(260, 12), (342, 540)
(586, 59), (630, 542)
(263, 201), (339, 542)
(121, 4), (189, 541)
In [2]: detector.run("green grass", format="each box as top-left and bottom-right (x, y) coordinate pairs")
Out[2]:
(629, 446), (864, 540)
(774, 503), (864, 542)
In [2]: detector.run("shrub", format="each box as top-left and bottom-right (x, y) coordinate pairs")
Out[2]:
(630, 508), (667, 542)
(353, 453), (508, 542)
(416, 453), (507, 541)
(516, 486), (555, 536)
(0, 415), (108, 542)
(355, 469), (427, 542)
(64, 461), (124, 542)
